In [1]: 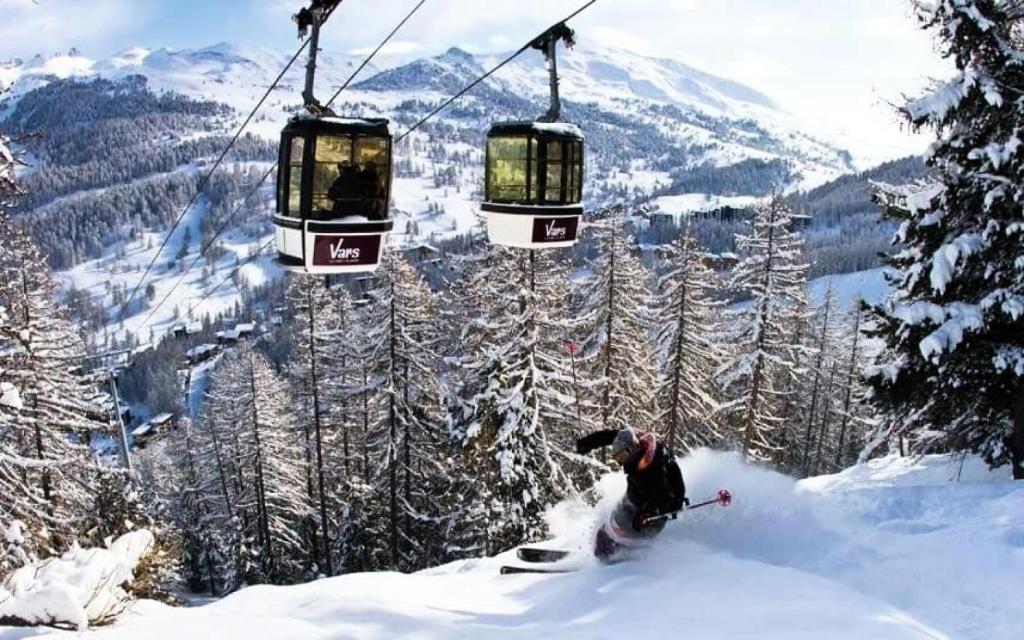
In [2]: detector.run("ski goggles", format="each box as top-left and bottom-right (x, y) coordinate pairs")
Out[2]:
(613, 448), (632, 465)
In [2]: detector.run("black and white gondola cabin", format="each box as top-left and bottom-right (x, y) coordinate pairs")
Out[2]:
(274, 116), (394, 274)
(482, 121), (584, 249)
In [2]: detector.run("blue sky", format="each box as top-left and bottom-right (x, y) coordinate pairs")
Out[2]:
(1, 0), (950, 162)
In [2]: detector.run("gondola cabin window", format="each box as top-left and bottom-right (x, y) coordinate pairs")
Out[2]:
(288, 137), (305, 216)
(543, 139), (582, 204)
(354, 137), (389, 220)
(485, 131), (583, 206)
(487, 137), (529, 202)
(312, 135), (353, 218)
(311, 134), (389, 221)
(545, 140), (563, 203)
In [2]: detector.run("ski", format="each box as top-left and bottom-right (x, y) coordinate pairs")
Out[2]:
(500, 565), (577, 575)
(516, 547), (571, 563)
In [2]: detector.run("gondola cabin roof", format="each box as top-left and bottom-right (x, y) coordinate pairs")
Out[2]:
(487, 121), (583, 140)
(283, 115), (390, 136)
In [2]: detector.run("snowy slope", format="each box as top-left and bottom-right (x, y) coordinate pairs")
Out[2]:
(809, 267), (890, 309)
(4, 450), (1019, 639)
(58, 176), (282, 342)
(651, 193), (763, 218)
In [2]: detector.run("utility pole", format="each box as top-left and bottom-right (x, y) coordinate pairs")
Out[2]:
(108, 367), (133, 472)
(81, 348), (137, 472)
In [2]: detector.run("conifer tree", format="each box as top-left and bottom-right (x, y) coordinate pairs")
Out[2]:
(797, 285), (839, 475)
(578, 207), (659, 434)
(866, 0), (1024, 478)
(526, 249), (591, 451)
(160, 416), (221, 595)
(654, 227), (724, 451)
(449, 245), (577, 554)
(0, 127), (15, 198)
(0, 210), (103, 558)
(361, 252), (449, 570)
(201, 346), (312, 585)
(834, 302), (869, 468)
(284, 274), (342, 574)
(774, 292), (815, 470)
(719, 195), (810, 461)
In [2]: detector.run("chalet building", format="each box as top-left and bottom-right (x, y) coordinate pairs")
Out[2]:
(130, 412), (176, 449)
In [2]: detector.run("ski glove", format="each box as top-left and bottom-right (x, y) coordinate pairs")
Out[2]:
(631, 512), (649, 532)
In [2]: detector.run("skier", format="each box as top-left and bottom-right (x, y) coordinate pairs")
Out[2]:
(576, 428), (686, 560)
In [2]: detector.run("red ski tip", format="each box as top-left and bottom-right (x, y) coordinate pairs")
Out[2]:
(717, 489), (733, 507)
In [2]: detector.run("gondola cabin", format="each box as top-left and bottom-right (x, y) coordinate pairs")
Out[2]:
(274, 116), (393, 274)
(482, 121), (584, 249)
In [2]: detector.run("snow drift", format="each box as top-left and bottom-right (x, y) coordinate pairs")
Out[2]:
(2, 452), (1021, 639)
(0, 530), (154, 630)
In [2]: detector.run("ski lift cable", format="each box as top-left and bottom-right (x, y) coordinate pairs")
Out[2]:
(117, 37), (313, 321)
(142, 0), (596, 329)
(184, 238), (276, 321)
(138, 0), (430, 331)
(138, 163), (279, 330)
(394, 0), (599, 144)
(118, 1), (352, 321)
(323, 0), (429, 108)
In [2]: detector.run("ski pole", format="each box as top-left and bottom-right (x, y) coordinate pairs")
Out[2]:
(643, 489), (732, 526)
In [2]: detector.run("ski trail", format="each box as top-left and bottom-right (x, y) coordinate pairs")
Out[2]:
(3, 451), (1018, 640)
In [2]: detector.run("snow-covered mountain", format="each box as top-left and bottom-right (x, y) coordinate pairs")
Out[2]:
(1, 41), (853, 181)
(2, 43), (375, 103)
(0, 41), (860, 345)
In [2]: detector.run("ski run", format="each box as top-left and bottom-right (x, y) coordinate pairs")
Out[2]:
(2, 450), (1019, 640)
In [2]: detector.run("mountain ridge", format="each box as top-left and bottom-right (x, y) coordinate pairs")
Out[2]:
(0, 41), (851, 177)
(0, 40), (869, 345)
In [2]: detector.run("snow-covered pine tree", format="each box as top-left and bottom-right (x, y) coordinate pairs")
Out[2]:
(522, 247), (603, 491)
(773, 291), (815, 470)
(719, 195), (810, 462)
(833, 302), (870, 469)
(0, 145), (25, 574)
(190, 401), (241, 593)
(776, 287), (873, 475)
(434, 230), (504, 559)
(201, 346), (312, 585)
(796, 284), (839, 475)
(578, 207), (659, 434)
(160, 416), (221, 595)
(449, 244), (577, 555)
(284, 274), (344, 575)
(360, 251), (449, 571)
(88, 455), (183, 604)
(866, 0), (1024, 478)
(0, 211), (104, 558)
(654, 226), (724, 451)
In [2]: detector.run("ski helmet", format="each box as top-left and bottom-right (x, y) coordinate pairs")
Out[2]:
(611, 428), (640, 464)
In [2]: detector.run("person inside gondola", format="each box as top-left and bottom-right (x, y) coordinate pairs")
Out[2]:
(328, 161), (360, 216)
(359, 161), (383, 220)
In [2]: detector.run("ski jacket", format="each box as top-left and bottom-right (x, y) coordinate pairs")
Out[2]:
(576, 430), (686, 517)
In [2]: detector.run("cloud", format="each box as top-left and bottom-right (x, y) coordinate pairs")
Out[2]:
(0, 0), (154, 58)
